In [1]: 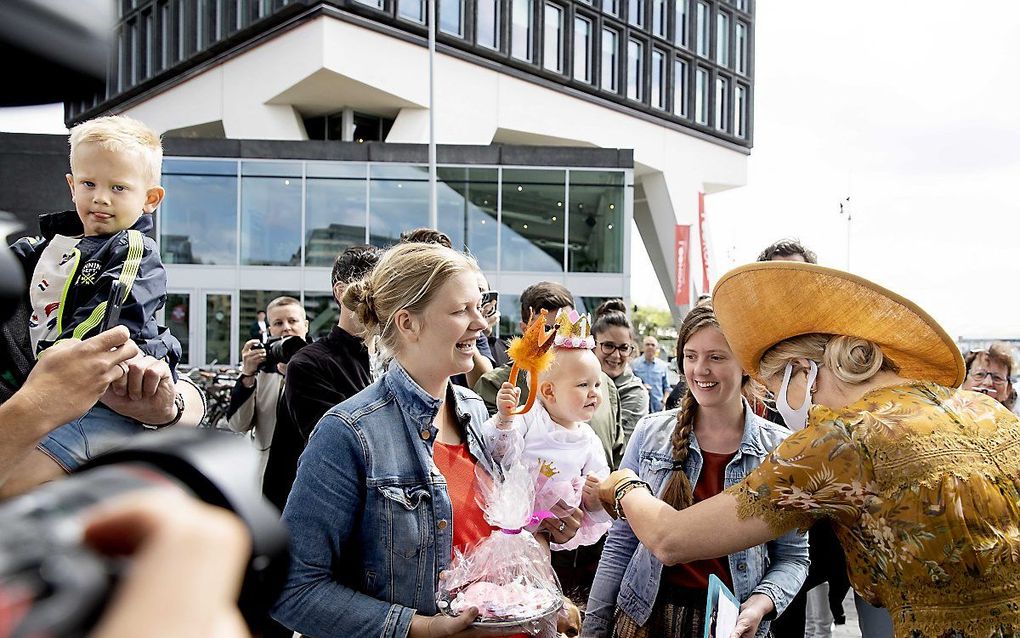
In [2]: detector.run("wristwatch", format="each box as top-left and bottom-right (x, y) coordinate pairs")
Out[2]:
(145, 392), (185, 429)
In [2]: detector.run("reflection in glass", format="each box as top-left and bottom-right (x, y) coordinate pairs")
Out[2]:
(398, 0), (425, 22)
(715, 75), (729, 131)
(652, 0), (667, 37)
(206, 293), (231, 365)
(498, 293), (522, 338)
(674, 58), (689, 116)
(304, 293), (339, 341)
(695, 67), (708, 124)
(736, 22), (748, 74)
(716, 11), (729, 66)
(369, 164), (429, 247)
(477, 0), (500, 49)
(440, 0), (464, 36)
(603, 0), (619, 17)
(674, 0), (687, 47)
(568, 172), (624, 273)
(161, 159), (237, 265)
(574, 16), (593, 83)
(601, 28), (619, 92)
(166, 293), (190, 365)
(511, 0), (532, 61)
(437, 168), (499, 271)
(651, 49), (666, 110)
(628, 0), (644, 27)
(238, 289), (300, 354)
(305, 162), (367, 267)
(696, 1), (709, 57)
(500, 169), (565, 272)
(735, 84), (748, 138)
(543, 3), (564, 72)
(627, 39), (644, 101)
(240, 162), (302, 266)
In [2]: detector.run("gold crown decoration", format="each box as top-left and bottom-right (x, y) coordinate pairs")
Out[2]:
(554, 309), (595, 349)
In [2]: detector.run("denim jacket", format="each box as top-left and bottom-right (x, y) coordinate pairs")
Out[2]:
(583, 404), (809, 638)
(272, 361), (493, 638)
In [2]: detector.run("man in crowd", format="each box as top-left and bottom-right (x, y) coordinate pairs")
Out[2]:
(264, 245), (382, 511)
(632, 335), (671, 412)
(226, 296), (309, 489)
(249, 310), (268, 341)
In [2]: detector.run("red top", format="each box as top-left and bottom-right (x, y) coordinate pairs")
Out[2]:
(433, 441), (494, 555)
(663, 449), (736, 590)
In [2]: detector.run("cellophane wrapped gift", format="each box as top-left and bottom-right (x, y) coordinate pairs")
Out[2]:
(436, 456), (562, 636)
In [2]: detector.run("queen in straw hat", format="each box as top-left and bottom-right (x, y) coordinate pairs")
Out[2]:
(595, 262), (1020, 638)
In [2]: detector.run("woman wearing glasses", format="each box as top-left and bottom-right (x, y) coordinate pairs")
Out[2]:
(593, 300), (650, 440)
(962, 343), (1018, 415)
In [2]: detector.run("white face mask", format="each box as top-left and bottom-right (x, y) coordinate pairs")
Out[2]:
(775, 361), (818, 431)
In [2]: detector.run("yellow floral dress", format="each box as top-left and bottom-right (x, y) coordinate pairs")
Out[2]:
(728, 382), (1020, 638)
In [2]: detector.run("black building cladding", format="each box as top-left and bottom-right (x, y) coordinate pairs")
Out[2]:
(71, 0), (753, 147)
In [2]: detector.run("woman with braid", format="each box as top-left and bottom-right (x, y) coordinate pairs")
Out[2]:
(583, 302), (808, 638)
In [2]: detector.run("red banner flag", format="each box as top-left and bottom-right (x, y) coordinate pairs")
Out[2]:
(698, 192), (710, 292)
(675, 224), (691, 307)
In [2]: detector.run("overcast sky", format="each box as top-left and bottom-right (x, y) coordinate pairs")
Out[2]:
(629, 0), (1020, 340)
(3, 1), (1018, 339)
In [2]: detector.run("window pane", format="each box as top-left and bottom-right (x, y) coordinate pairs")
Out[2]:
(695, 67), (708, 123)
(603, 0), (620, 16)
(543, 3), (564, 73)
(305, 163), (367, 267)
(498, 293), (522, 338)
(477, 0), (500, 49)
(574, 16), (593, 82)
(696, 1), (709, 57)
(735, 84), (747, 137)
(736, 22), (747, 74)
(652, 0), (667, 37)
(398, 0), (425, 22)
(240, 162), (302, 266)
(369, 165), (429, 247)
(436, 168), (499, 271)
(715, 76), (729, 131)
(601, 28), (618, 92)
(511, 0), (533, 61)
(354, 0), (384, 7)
(500, 169), (566, 272)
(238, 289), (299, 354)
(166, 293), (190, 365)
(627, 39), (643, 101)
(628, 0), (644, 27)
(716, 11), (729, 66)
(674, 58), (688, 116)
(304, 293), (339, 341)
(440, 0), (464, 36)
(674, 0), (687, 47)
(651, 49), (665, 109)
(568, 171), (624, 273)
(205, 293), (231, 365)
(161, 159), (238, 265)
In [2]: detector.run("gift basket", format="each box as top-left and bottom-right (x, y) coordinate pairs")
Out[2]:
(436, 460), (563, 635)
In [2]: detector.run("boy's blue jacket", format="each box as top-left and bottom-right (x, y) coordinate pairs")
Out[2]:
(10, 210), (181, 375)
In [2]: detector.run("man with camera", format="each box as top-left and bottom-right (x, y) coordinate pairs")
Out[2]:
(226, 296), (308, 488)
(263, 245), (381, 511)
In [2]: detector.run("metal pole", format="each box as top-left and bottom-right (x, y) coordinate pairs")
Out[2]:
(428, 0), (438, 229)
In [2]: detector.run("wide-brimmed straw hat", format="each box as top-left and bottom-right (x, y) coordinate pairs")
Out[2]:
(712, 262), (965, 387)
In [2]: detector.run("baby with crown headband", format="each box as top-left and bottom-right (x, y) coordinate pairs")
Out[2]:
(485, 308), (613, 551)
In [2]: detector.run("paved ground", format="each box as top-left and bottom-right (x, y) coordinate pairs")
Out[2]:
(831, 590), (863, 638)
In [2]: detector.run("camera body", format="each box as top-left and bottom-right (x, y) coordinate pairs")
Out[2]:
(253, 334), (308, 372)
(0, 429), (289, 638)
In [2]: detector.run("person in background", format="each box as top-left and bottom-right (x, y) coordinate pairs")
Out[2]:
(249, 310), (268, 342)
(962, 342), (1017, 414)
(633, 335), (672, 412)
(583, 303), (808, 638)
(226, 296), (308, 490)
(592, 299), (649, 443)
(756, 238), (817, 264)
(264, 245), (381, 512)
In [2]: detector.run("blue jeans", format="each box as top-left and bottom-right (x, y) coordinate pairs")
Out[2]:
(38, 404), (145, 471)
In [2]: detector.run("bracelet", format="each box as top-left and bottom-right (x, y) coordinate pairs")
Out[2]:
(145, 392), (185, 429)
(614, 479), (651, 520)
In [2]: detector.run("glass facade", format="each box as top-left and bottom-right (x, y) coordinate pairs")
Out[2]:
(240, 162), (302, 266)
(544, 3), (565, 73)
(160, 159), (238, 265)
(695, 66), (709, 124)
(627, 38), (644, 101)
(601, 27), (619, 92)
(651, 49), (666, 110)
(574, 16), (594, 82)
(674, 57), (689, 116)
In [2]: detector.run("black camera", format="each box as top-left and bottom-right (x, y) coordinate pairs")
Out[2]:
(254, 335), (308, 372)
(0, 429), (289, 638)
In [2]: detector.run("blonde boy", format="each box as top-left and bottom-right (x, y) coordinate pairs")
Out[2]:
(9, 115), (181, 474)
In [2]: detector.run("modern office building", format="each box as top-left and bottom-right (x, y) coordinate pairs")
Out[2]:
(5, 0), (754, 365)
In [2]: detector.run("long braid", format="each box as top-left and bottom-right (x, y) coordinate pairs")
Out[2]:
(660, 388), (697, 510)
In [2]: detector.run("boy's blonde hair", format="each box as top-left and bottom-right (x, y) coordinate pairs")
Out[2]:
(69, 115), (163, 186)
